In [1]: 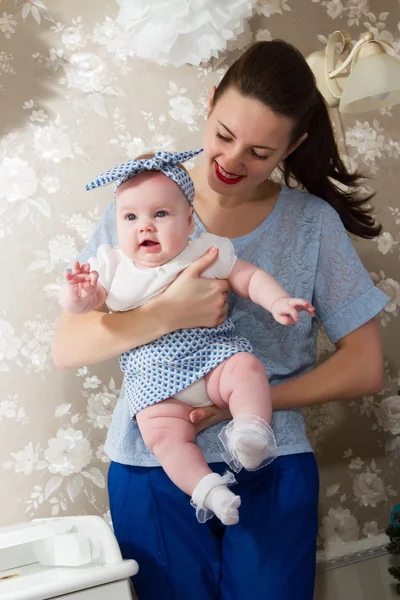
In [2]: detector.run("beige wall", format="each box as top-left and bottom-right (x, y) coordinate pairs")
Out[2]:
(0, 0), (399, 552)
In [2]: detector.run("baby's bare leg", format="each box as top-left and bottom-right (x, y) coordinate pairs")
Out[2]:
(136, 399), (241, 525)
(205, 352), (272, 423)
(205, 353), (276, 471)
(136, 400), (211, 495)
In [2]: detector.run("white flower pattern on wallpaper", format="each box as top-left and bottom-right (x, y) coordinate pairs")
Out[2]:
(0, 12), (17, 39)
(255, 28), (273, 42)
(62, 52), (108, 93)
(41, 176), (60, 193)
(370, 271), (400, 326)
(0, 319), (22, 372)
(345, 120), (386, 173)
(4, 442), (47, 476)
(0, 395), (28, 425)
(32, 121), (74, 162)
(255, 0), (291, 18)
(376, 231), (397, 256)
(353, 470), (388, 508)
(3, 368), (116, 517)
(375, 396), (400, 436)
(0, 50), (15, 84)
(167, 82), (199, 131)
(20, 318), (58, 374)
(62, 210), (99, 243)
(45, 428), (93, 476)
(0, 156), (38, 202)
(319, 507), (360, 548)
(61, 26), (87, 51)
(362, 520), (380, 537)
(0, 1), (398, 548)
(304, 402), (335, 453)
(28, 235), (78, 274)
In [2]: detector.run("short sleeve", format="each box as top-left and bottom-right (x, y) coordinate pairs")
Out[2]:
(199, 232), (237, 279)
(75, 201), (118, 265)
(313, 207), (389, 343)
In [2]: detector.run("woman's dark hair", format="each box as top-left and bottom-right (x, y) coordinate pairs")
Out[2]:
(213, 40), (381, 239)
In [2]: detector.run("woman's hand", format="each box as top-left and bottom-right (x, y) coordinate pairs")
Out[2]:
(158, 246), (231, 333)
(189, 405), (232, 434)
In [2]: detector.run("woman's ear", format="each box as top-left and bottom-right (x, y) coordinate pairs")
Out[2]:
(208, 86), (216, 114)
(285, 132), (308, 158)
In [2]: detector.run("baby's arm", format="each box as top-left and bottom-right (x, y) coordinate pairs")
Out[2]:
(228, 259), (315, 325)
(59, 260), (107, 315)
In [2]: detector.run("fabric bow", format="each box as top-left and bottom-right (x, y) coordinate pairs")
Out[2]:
(86, 148), (203, 205)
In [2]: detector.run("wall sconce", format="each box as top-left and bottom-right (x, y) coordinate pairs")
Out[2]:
(306, 31), (400, 113)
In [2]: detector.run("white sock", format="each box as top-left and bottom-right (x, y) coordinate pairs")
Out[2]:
(205, 485), (241, 526)
(192, 472), (240, 526)
(228, 417), (275, 471)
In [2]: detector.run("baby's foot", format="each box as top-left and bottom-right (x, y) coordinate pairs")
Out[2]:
(191, 472), (240, 525)
(228, 417), (277, 471)
(205, 485), (241, 526)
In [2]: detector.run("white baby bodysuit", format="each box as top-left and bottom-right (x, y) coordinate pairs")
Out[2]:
(88, 232), (237, 312)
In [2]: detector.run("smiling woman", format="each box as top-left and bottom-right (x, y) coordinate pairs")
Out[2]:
(199, 87), (298, 198)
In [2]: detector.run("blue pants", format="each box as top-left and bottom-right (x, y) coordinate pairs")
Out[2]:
(108, 453), (319, 600)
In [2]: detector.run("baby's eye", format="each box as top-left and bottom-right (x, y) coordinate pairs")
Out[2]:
(156, 210), (168, 218)
(126, 213), (136, 221)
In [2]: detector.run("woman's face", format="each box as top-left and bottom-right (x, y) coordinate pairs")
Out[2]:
(202, 86), (298, 195)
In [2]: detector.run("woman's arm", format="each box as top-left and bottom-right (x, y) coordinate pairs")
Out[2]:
(270, 318), (384, 409)
(53, 302), (166, 368)
(53, 247), (230, 369)
(190, 319), (384, 431)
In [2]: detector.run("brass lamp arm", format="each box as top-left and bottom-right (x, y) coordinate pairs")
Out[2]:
(327, 31), (395, 80)
(328, 32), (369, 79)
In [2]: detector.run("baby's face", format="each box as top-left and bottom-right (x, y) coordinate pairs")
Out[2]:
(116, 171), (194, 268)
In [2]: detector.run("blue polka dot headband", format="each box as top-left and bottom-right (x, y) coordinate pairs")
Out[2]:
(86, 149), (203, 205)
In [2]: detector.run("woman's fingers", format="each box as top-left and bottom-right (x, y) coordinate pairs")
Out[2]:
(159, 248), (231, 330)
(183, 246), (219, 277)
(219, 294), (229, 319)
(189, 405), (231, 434)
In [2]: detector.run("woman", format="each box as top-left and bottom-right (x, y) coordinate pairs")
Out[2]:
(53, 40), (388, 599)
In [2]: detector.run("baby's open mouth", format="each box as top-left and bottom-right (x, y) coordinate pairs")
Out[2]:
(140, 240), (159, 247)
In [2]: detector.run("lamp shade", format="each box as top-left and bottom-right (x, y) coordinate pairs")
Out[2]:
(340, 51), (400, 113)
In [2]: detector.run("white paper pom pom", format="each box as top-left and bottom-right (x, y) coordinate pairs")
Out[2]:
(116, 0), (257, 67)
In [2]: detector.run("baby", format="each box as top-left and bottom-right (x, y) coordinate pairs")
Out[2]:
(60, 149), (315, 526)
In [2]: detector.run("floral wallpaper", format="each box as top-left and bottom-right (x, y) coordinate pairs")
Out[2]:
(0, 0), (399, 553)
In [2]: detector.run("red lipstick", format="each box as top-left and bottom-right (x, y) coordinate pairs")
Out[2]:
(214, 161), (244, 185)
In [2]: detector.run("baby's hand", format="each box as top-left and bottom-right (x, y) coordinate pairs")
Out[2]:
(63, 260), (99, 300)
(271, 298), (315, 326)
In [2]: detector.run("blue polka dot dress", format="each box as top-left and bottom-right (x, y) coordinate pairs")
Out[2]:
(120, 319), (253, 417)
